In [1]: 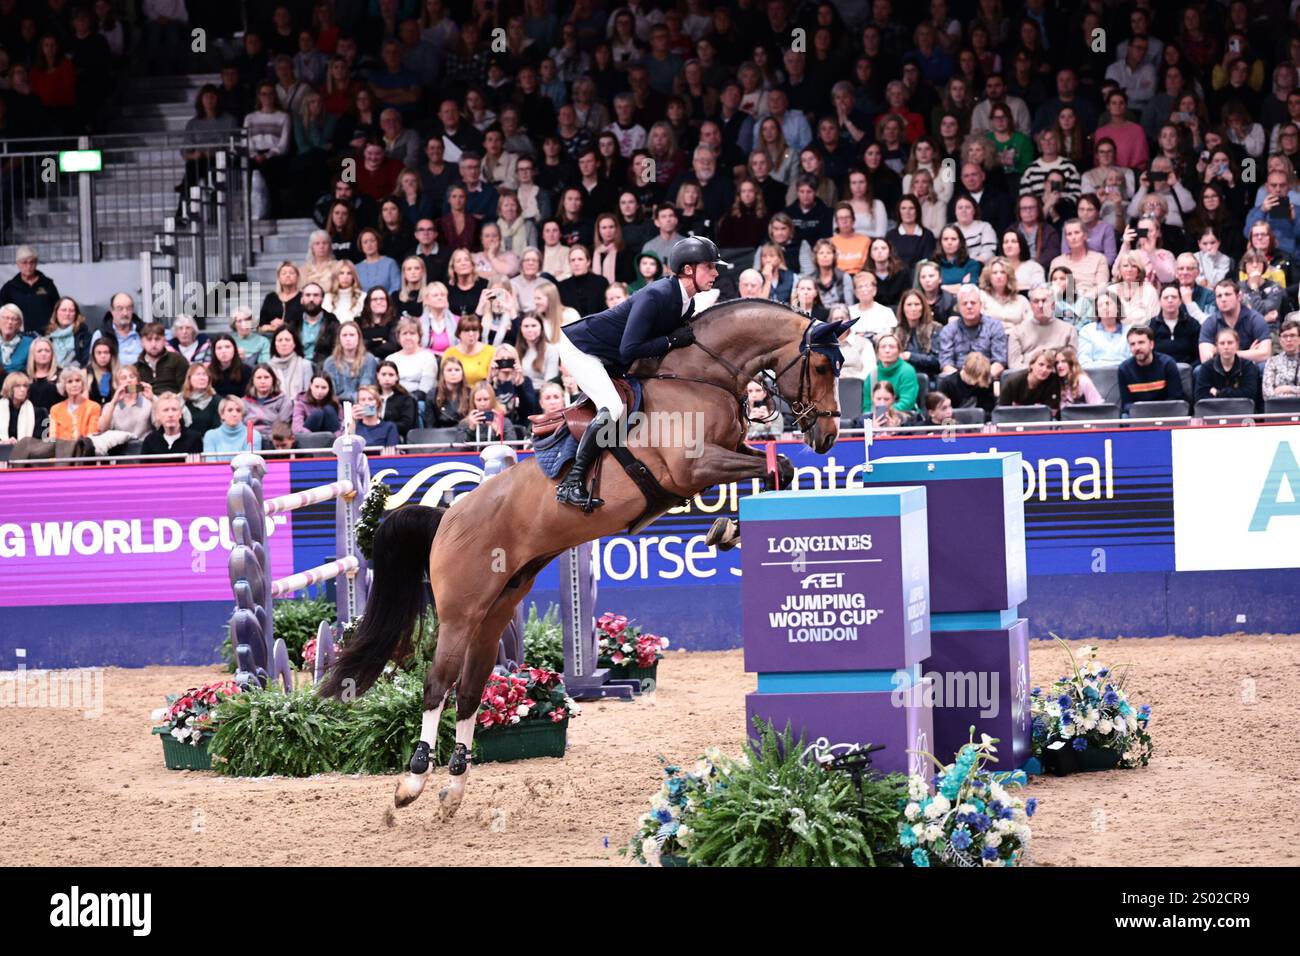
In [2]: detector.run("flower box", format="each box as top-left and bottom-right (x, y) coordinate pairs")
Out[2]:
(1042, 742), (1122, 776)
(152, 726), (213, 771)
(600, 659), (659, 692)
(475, 716), (569, 764)
(659, 854), (690, 867)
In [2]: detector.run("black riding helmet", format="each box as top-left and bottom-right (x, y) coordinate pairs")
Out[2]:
(667, 236), (732, 274)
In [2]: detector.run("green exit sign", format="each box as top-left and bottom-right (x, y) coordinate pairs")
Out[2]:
(58, 149), (103, 173)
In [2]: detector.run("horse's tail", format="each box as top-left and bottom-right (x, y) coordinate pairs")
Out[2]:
(317, 504), (445, 700)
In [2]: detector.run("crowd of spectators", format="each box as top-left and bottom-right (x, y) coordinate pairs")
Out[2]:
(8, 0), (1300, 451)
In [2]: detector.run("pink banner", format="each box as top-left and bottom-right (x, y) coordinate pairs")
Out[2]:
(0, 461), (293, 608)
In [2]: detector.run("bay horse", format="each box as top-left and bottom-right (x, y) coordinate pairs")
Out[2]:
(318, 298), (847, 818)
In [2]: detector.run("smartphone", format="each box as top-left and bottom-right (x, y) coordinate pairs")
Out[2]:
(361, 405), (377, 417)
(873, 403), (890, 420)
(127, 384), (138, 396)
(1229, 38), (1242, 54)
(1135, 226), (1149, 239)
(1270, 196), (1292, 219)
(1149, 170), (1168, 183)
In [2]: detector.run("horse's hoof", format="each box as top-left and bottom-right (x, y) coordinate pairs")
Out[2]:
(394, 770), (429, 808)
(438, 786), (464, 821)
(705, 517), (740, 551)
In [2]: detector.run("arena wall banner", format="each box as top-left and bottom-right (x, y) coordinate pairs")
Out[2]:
(3, 424), (1299, 667)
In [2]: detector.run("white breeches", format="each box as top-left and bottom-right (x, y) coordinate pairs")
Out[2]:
(557, 333), (626, 420)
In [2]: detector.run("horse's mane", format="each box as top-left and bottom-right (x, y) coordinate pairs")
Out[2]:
(690, 296), (813, 332)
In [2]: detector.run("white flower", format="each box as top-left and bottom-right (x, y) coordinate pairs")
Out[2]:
(1059, 721), (1075, 738)
(676, 825), (692, 849)
(641, 838), (661, 864)
(980, 733), (998, 753)
(516, 703), (531, 717)
(1015, 823), (1032, 843)
(650, 794), (668, 812)
(985, 831), (1002, 849)
(1113, 715), (1127, 733)
(924, 794), (950, 819)
(907, 776), (929, 800)
(151, 707), (167, 721)
(924, 824), (943, 843)
(1081, 715), (1097, 731)
(170, 727), (187, 742)
(911, 823), (926, 839)
(988, 783), (1008, 805)
(904, 802), (921, 821)
(1096, 718), (1113, 735)
(958, 803), (978, 816)
(995, 819), (1016, 834)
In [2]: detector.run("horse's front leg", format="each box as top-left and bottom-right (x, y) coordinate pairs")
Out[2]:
(687, 444), (773, 553)
(733, 441), (794, 490)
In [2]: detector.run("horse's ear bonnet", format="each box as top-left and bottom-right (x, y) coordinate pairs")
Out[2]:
(803, 318), (854, 376)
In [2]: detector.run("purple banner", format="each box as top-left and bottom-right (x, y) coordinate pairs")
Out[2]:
(740, 514), (930, 672)
(0, 462), (293, 607)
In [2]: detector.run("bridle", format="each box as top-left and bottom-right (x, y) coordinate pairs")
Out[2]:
(645, 310), (840, 433)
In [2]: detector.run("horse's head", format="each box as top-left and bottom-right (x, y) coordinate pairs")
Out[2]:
(671, 300), (848, 454)
(772, 315), (851, 454)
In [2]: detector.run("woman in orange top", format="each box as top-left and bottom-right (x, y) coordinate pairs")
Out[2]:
(830, 203), (871, 275)
(30, 35), (77, 109)
(49, 367), (101, 439)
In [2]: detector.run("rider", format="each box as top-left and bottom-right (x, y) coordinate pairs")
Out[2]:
(554, 235), (730, 509)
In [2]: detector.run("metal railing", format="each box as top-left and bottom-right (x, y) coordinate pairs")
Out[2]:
(0, 131), (249, 268)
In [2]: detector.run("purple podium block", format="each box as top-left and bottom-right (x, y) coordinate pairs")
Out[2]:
(746, 679), (935, 778)
(922, 620), (1031, 769)
(739, 487), (931, 673)
(857, 453), (1027, 614)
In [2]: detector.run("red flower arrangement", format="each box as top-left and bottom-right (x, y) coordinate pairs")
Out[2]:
(155, 680), (243, 745)
(477, 666), (578, 730)
(597, 612), (670, 668)
(303, 637), (318, 671)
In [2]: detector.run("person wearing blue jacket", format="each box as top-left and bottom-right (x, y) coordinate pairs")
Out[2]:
(553, 236), (728, 509)
(0, 304), (33, 374)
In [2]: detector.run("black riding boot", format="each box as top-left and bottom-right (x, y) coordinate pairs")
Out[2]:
(556, 407), (614, 510)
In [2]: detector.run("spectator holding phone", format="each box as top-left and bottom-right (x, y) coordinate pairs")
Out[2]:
(1243, 170), (1299, 258)
(866, 380), (908, 430)
(455, 380), (523, 444)
(485, 343), (540, 424)
(93, 364), (154, 454)
(352, 384), (401, 447)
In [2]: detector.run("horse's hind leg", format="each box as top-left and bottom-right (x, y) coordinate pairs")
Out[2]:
(394, 654), (458, 808)
(438, 626), (503, 821)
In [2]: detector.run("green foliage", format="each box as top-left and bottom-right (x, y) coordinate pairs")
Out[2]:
(523, 602), (565, 672)
(684, 721), (909, 868)
(209, 685), (350, 777)
(273, 595), (336, 668)
(355, 481), (391, 560)
(339, 670), (457, 774)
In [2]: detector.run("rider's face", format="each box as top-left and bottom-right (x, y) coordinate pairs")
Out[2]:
(687, 262), (718, 291)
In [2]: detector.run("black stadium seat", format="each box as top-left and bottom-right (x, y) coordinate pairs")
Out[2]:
(1194, 398), (1257, 420)
(1128, 400), (1190, 421)
(295, 432), (336, 449)
(991, 405), (1053, 426)
(1060, 403), (1120, 422)
(1265, 397), (1300, 418)
(950, 406), (987, 425)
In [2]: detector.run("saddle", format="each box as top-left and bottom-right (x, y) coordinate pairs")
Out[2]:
(528, 379), (639, 440)
(527, 377), (686, 534)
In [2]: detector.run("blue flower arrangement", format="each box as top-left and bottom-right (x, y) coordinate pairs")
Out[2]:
(1030, 636), (1155, 770)
(899, 729), (1035, 867)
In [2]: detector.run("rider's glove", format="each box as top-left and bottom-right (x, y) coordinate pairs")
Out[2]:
(667, 326), (695, 350)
